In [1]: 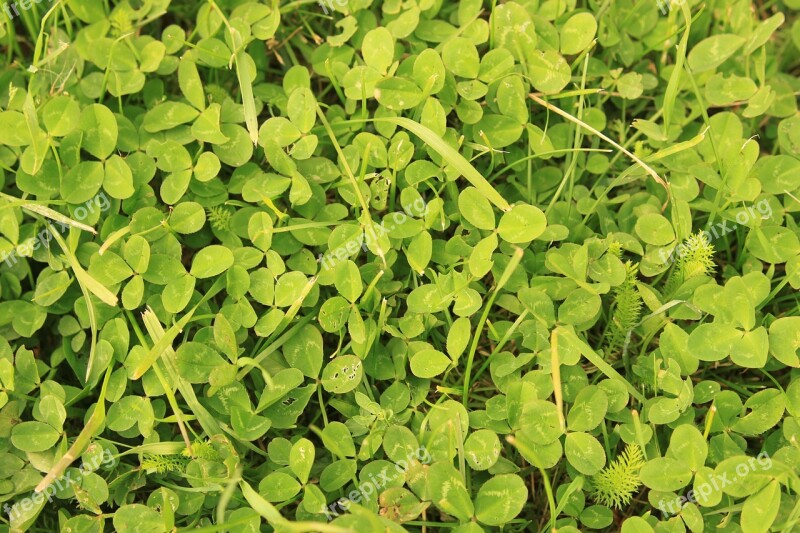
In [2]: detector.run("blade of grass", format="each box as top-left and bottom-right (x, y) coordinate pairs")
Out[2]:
(31, 0), (65, 66)
(98, 226), (131, 255)
(0, 193), (97, 233)
(132, 306), (197, 380)
(126, 310), (192, 450)
(662, 0), (692, 135)
(22, 94), (47, 175)
(131, 276), (226, 379)
(546, 50), (592, 216)
(462, 247), (523, 406)
(506, 435), (558, 530)
(47, 224), (116, 381)
(35, 366), (113, 493)
(316, 107), (388, 267)
(240, 480), (352, 532)
(551, 328), (566, 433)
(238, 279), (318, 381)
(369, 116), (512, 212)
(210, 0), (261, 145)
(529, 94), (671, 210)
(216, 465), (243, 527)
(140, 308), (223, 438)
(28, 204), (96, 233)
(556, 325), (646, 403)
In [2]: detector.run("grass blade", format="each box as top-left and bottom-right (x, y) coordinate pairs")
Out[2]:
(529, 94), (671, 209)
(557, 325), (646, 403)
(240, 481), (353, 532)
(371, 116), (512, 212)
(47, 224), (116, 380)
(140, 307), (223, 438)
(662, 1), (692, 134)
(35, 366), (113, 492)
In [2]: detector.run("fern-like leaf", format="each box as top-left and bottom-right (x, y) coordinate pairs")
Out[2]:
(663, 231), (715, 295)
(140, 454), (189, 474)
(207, 205), (233, 232)
(182, 439), (220, 461)
(607, 239), (623, 259)
(141, 439), (218, 474)
(590, 444), (646, 510)
(604, 261), (643, 356)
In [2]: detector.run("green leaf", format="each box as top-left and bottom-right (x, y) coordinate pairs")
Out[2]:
(33, 271), (72, 307)
(769, 317), (800, 367)
(413, 49), (446, 94)
(0, 110), (32, 146)
(497, 204), (547, 243)
(104, 155), (135, 199)
(62, 162), (104, 204)
(567, 386), (608, 431)
(464, 429), (501, 471)
(80, 104), (118, 160)
(143, 101), (200, 133)
(321, 355), (363, 394)
(375, 77), (424, 110)
(193, 104), (230, 144)
(474, 114), (523, 148)
(475, 474), (528, 525)
(640, 457), (693, 491)
(635, 213), (675, 246)
(113, 505), (165, 533)
(560, 13), (597, 55)
(564, 432), (605, 475)
(290, 438), (315, 484)
(190, 245), (234, 279)
(42, 96), (80, 137)
(447, 317), (471, 363)
(740, 480), (781, 533)
(175, 342), (227, 383)
(178, 56), (206, 110)
(410, 348), (451, 378)
(442, 37), (480, 79)
(169, 202), (206, 234)
(528, 50), (571, 94)
(687, 34), (746, 73)
(428, 462), (474, 522)
(287, 88), (317, 134)
(11, 421), (60, 452)
(666, 425), (707, 472)
(362, 27), (395, 74)
(458, 187), (496, 230)
(283, 324), (324, 378)
(232, 406), (272, 441)
(334, 260), (362, 303)
(731, 389), (785, 436)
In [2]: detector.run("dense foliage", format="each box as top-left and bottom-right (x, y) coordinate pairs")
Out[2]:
(0, 0), (799, 531)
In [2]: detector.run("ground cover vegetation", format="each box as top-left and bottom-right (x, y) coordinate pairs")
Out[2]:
(0, 0), (799, 531)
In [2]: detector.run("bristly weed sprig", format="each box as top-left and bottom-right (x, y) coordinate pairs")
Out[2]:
(605, 260), (643, 357)
(663, 231), (717, 296)
(590, 444), (647, 510)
